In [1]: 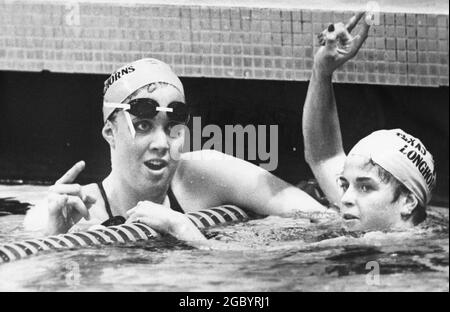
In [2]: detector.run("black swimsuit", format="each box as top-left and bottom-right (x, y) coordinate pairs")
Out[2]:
(96, 182), (184, 225)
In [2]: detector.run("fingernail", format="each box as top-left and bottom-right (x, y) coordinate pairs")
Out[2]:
(327, 24), (335, 32)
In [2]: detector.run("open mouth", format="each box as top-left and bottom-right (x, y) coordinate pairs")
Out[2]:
(144, 159), (168, 171)
(342, 215), (361, 230)
(343, 213), (360, 220)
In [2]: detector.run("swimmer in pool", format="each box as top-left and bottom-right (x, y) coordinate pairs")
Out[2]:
(302, 13), (436, 231)
(24, 58), (327, 240)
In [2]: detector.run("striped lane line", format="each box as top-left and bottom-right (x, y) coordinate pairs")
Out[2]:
(63, 234), (90, 247)
(209, 206), (239, 221)
(0, 206), (253, 263)
(196, 210), (221, 224)
(187, 214), (204, 228)
(209, 208), (235, 222)
(0, 246), (17, 262)
(97, 228), (126, 243)
(123, 224), (150, 240)
(133, 223), (159, 238)
(85, 231), (111, 245)
(189, 212), (215, 227)
(204, 209), (227, 224)
(53, 235), (77, 248)
(221, 206), (249, 220)
(72, 232), (101, 245)
(40, 238), (63, 248)
(108, 226), (138, 242)
(1, 244), (28, 258)
(88, 230), (115, 244)
(14, 242), (39, 255)
(23, 239), (51, 251)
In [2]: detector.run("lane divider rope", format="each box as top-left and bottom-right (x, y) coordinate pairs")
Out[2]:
(0, 205), (250, 263)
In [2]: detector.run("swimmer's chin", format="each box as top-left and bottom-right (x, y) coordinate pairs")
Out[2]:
(344, 220), (414, 233)
(290, 209), (342, 224)
(342, 219), (361, 230)
(342, 219), (388, 232)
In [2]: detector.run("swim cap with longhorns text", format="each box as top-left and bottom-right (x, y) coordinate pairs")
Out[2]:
(102, 58), (184, 121)
(348, 129), (436, 206)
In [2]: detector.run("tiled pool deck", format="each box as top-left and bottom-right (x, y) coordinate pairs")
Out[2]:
(0, 0), (448, 86)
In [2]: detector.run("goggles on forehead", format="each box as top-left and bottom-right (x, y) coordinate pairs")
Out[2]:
(104, 98), (190, 138)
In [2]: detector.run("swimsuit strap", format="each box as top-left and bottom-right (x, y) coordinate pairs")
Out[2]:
(97, 182), (114, 219)
(167, 186), (184, 214)
(97, 182), (184, 218)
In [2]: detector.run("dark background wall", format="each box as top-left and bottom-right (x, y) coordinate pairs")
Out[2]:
(0, 70), (448, 205)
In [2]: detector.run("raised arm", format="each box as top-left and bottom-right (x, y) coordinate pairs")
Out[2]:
(303, 12), (370, 205)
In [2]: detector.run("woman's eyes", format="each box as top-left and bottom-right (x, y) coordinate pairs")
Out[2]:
(133, 120), (183, 137)
(338, 181), (373, 193)
(359, 184), (374, 193)
(338, 180), (349, 191)
(134, 120), (152, 132)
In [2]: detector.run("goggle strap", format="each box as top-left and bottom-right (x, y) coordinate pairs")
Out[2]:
(123, 111), (136, 139)
(104, 102), (131, 110)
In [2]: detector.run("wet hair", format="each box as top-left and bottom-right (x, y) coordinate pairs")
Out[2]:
(107, 82), (170, 123)
(369, 159), (427, 225)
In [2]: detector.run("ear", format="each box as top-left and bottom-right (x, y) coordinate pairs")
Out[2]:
(399, 193), (419, 219)
(102, 120), (116, 149)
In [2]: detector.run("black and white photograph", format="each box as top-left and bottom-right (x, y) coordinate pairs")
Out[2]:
(0, 0), (448, 296)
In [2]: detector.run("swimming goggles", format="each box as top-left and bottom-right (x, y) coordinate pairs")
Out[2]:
(104, 98), (190, 138)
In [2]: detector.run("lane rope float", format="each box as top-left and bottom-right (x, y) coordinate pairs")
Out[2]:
(0, 205), (251, 263)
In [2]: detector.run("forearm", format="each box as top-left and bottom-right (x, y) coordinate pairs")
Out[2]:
(303, 68), (344, 164)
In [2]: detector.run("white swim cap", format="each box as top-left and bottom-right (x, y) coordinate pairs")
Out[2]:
(102, 58), (184, 121)
(348, 129), (436, 206)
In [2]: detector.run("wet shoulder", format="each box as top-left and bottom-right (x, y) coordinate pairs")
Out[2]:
(177, 150), (244, 186)
(172, 150), (235, 209)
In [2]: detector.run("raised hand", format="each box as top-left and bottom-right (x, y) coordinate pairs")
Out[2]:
(314, 12), (371, 76)
(46, 161), (96, 234)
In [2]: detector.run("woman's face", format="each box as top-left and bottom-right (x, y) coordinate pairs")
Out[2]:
(338, 155), (406, 231)
(109, 84), (186, 192)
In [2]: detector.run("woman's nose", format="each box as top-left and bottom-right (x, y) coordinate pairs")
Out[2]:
(149, 127), (170, 153)
(341, 188), (360, 219)
(341, 187), (356, 208)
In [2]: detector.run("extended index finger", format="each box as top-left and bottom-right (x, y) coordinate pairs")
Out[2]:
(345, 12), (365, 32)
(55, 161), (85, 185)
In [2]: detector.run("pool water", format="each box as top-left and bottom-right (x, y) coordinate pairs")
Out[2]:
(0, 186), (448, 291)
